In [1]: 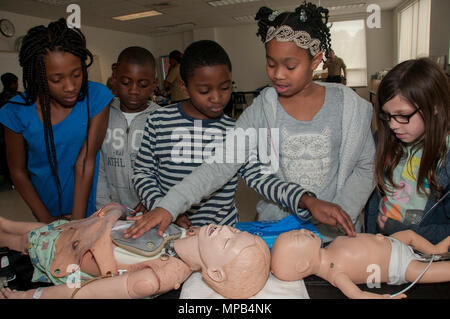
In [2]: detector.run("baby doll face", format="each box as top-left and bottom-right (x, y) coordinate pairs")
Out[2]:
(271, 229), (322, 281)
(115, 61), (157, 113)
(43, 50), (83, 108)
(183, 64), (232, 119)
(381, 94), (425, 144)
(265, 39), (321, 98)
(197, 224), (256, 271)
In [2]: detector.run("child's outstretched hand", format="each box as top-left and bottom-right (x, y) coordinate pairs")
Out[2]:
(123, 207), (173, 239)
(300, 195), (356, 237)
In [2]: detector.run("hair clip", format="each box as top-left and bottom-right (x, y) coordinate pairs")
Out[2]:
(299, 9), (307, 22)
(268, 10), (280, 22)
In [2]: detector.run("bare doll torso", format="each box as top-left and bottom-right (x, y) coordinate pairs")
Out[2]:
(325, 233), (392, 285)
(46, 206), (191, 295)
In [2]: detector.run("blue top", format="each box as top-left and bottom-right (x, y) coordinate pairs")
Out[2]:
(0, 81), (114, 217)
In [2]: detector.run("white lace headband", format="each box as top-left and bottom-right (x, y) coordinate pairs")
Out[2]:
(265, 25), (321, 56)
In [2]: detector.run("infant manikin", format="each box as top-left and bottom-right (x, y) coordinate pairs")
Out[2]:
(271, 229), (450, 299)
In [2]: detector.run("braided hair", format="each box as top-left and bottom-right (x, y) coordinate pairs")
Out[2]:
(16, 18), (93, 215)
(255, 2), (332, 58)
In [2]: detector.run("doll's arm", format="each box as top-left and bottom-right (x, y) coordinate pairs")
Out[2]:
(0, 268), (161, 299)
(66, 269), (161, 299)
(383, 217), (450, 245)
(391, 230), (450, 254)
(333, 273), (405, 299)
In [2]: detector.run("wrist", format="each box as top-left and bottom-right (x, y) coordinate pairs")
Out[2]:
(298, 191), (316, 209)
(155, 206), (174, 221)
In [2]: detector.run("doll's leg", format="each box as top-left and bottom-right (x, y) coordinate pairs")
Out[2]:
(405, 260), (450, 283)
(0, 216), (44, 235)
(0, 230), (28, 253)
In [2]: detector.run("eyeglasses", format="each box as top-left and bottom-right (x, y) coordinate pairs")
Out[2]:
(379, 108), (419, 124)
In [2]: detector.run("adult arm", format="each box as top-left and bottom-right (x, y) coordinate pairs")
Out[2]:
(164, 67), (176, 91)
(71, 105), (110, 220)
(341, 59), (347, 82)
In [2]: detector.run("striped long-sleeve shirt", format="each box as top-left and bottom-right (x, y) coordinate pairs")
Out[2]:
(133, 103), (304, 226)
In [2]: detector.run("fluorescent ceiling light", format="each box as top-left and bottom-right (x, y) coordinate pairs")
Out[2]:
(155, 22), (195, 32)
(113, 10), (163, 21)
(329, 3), (366, 11)
(208, 0), (261, 8)
(233, 15), (255, 23)
(33, 0), (73, 5)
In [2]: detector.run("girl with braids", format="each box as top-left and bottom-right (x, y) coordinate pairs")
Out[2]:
(365, 58), (449, 244)
(126, 2), (374, 242)
(0, 18), (113, 223)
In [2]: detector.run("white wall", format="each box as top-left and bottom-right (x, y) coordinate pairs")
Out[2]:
(363, 10), (395, 99)
(0, 10), (185, 87)
(216, 24), (269, 92)
(185, 12), (396, 98)
(429, 0), (450, 58)
(189, 14), (397, 97)
(160, 24), (270, 92)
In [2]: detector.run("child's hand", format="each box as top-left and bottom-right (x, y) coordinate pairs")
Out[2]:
(301, 195), (355, 237)
(174, 213), (192, 229)
(123, 207), (173, 239)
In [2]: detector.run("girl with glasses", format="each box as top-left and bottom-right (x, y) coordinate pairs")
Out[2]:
(365, 58), (449, 244)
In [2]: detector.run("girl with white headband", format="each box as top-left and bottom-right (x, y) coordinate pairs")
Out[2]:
(125, 2), (375, 243)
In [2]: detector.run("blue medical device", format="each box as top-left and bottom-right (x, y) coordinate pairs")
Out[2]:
(236, 214), (322, 250)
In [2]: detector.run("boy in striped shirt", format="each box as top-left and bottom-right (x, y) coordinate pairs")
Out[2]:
(129, 40), (308, 237)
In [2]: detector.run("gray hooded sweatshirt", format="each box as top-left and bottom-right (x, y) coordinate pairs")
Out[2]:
(96, 97), (160, 209)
